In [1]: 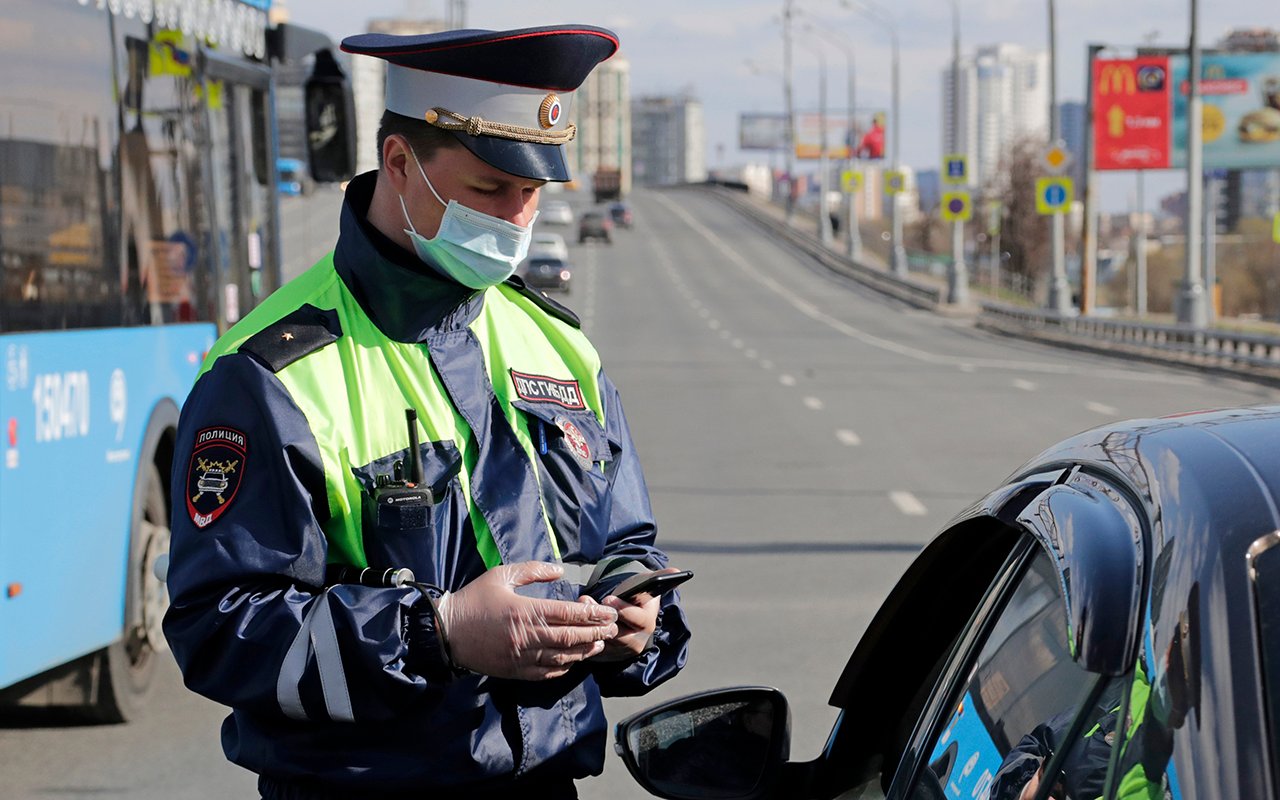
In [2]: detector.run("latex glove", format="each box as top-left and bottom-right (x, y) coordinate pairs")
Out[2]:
(589, 567), (682, 662)
(435, 561), (619, 680)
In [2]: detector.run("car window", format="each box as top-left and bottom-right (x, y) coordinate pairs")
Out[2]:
(909, 549), (1109, 800)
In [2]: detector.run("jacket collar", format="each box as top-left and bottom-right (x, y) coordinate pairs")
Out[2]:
(333, 171), (483, 343)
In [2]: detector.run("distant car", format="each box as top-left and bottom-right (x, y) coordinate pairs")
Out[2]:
(541, 200), (575, 226)
(578, 211), (612, 244)
(607, 201), (633, 229)
(616, 404), (1280, 800)
(522, 256), (572, 293)
(530, 232), (569, 261)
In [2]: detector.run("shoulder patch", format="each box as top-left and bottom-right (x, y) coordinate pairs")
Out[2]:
(505, 275), (581, 329)
(186, 427), (248, 529)
(240, 304), (342, 373)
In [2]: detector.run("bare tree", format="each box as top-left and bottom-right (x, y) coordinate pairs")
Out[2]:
(991, 134), (1052, 299)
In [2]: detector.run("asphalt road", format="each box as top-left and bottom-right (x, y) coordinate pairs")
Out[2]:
(3, 186), (1277, 799)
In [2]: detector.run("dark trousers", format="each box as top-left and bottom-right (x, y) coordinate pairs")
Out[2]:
(258, 775), (579, 800)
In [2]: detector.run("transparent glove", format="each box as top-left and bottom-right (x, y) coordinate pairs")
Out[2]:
(435, 561), (619, 681)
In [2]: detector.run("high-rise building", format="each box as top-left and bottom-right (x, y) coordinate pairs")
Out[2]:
(630, 95), (706, 187)
(567, 55), (631, 193)
(942, 44), (1049, 188)
(351, 18), (448, 176)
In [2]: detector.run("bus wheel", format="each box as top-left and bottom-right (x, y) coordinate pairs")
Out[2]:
(91, 461), (170, 723)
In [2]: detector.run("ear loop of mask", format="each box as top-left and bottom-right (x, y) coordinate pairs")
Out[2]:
(398, 144), (447, 237)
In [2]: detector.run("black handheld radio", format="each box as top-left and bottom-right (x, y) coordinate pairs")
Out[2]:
(371, 409), (434, 530)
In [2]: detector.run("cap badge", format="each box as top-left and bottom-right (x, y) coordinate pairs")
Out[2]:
(539, 94), (563, 129)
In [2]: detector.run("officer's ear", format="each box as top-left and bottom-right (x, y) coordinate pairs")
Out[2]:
(382, 134), (414, 194)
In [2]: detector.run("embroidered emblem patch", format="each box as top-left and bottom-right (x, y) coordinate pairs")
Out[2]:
(555, 416), (592, 467)
(186, 427), (247, 529)
(510, 369), (586, 410)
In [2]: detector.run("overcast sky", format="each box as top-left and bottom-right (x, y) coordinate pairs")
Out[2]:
(287, 0), (1278, 208)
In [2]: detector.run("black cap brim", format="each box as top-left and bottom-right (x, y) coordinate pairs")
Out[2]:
(453, 132), (571, 182)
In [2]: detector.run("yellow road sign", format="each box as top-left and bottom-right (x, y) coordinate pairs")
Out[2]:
(1043, 143), (1072, 174)
(1273, 211), (1280, 244)
(1035, 176), (1074, 215)
(940, 191), (972, 222)
(884, 170), (905, 195)
(841, 170), (863, 193)
(943, 154), (967, 185)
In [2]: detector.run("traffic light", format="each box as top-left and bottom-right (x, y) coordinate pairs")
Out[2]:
(1217, 170), (1242, 234)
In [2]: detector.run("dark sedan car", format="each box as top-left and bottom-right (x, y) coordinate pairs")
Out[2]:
(522, 256), (572, 293)
(578, 211), (612, 244)
(618, 406), (1280, 800)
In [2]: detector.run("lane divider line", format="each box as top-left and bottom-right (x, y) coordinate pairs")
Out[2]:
(1086, 401), (1118, 415)
(836, 429), (862, 446)
(803, 396), (824, 410)
(890, 491), (928, 516)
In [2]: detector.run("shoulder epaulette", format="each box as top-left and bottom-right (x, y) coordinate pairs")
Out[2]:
(239, 304), (342, 373)
(505, 275), (581, 329)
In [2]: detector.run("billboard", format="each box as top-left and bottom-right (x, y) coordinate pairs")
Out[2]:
(795, 110), (886, 160)
(739, 113), (788, 150)
(1093, 52), (1280, 171)
(1170, 52), (1280, 170)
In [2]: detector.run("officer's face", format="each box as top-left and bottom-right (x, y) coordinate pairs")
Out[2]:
(396, 137), (545, 237)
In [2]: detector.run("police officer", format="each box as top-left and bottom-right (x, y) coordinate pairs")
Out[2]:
(163, 25), (690, 799)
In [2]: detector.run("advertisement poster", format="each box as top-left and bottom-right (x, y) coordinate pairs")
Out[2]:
(1170, 52), (1280, 169)
(1092, 56), (1172, 170)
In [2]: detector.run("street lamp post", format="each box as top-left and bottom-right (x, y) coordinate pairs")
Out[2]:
(1178, 0), (1207, 326)
(948, 0), (969, 305)
(817, 45), (833, 244)
(843, 0), (906, 276)
(783, 0), (797, 225)
(1046, 0), (1072, 313)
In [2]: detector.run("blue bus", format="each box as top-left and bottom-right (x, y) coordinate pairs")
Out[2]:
(0, 0), (353, 722)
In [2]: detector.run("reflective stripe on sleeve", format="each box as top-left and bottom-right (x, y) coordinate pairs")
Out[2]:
(276, 592), (355, 723)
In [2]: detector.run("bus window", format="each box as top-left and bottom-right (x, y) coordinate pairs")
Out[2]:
(0, 1), (117, 333)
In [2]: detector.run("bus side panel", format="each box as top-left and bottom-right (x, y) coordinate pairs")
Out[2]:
(0, 324), (213, 690)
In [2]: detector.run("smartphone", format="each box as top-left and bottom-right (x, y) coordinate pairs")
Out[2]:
(612, 569), (694, 603)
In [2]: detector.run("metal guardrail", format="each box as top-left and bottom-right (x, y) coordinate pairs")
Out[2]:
(705, 187), (944, 310)
(696, 184), (1280, 382)
(980, 301), (1280, 375)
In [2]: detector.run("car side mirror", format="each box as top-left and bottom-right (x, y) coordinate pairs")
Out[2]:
(614, 686), (790, 800)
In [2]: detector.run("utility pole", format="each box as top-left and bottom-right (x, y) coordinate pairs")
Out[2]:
(818, 46), (833, 244)
(1178, 0), (1207, 326)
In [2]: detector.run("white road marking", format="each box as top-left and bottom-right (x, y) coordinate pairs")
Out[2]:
(649, 193), (1201, 386)
(779, 374), (797, 386)
(760, 360), (774, 370)
(836, 429), (862, 446)
(1087, 401), (1118, 416)
(890, 491), (928, 516)
(1013, 379), (1038, 392)
(803, 396), (824, 410)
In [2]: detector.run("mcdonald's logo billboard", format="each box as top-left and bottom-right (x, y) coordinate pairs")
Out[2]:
(1093, 56), (1172, 170)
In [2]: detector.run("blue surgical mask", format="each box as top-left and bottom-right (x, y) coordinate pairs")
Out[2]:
(398, 147), (537, 289)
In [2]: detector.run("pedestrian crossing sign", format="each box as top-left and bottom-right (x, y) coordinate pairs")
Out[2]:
(940, 191), (972, 222)
(884, 171), (905, 195)
(943, 154), (967, 185)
